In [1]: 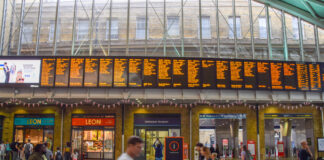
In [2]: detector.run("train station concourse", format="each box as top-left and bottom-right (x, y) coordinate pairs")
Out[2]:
(0, 0), (324, 159)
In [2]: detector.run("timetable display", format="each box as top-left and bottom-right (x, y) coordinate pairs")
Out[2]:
(202, 60), (215, 88)
(283, 63), (297, 90)
(308, 63), (321, 91)
(99, 58), (113, 87)
(129, 59), (142, 87)
(230, 61), (243, 89)
(114, 58), (128, 87)
(55, 58), (70, 87)
(188, 59), (201, 88)
(244, 61), (257, 89)
(69, 58), (84, 87)
(143, 59), (158, 87)
(257, 61), (270, 89)
(173, 59), (186, 88)
(216, 60), (230, 89)
(270, 62), (284, 90)
(158, 59), (172, 87)
(296, 63), (310, 91)
(41, 58), (56, 87)
(84, 58), (98, 87)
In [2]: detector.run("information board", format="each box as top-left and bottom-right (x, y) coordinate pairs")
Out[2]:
(188, 59), (201, 88)
(283, 63), (297, 90)
(202, 60), (215, 88)
(158, 59), (172, 87)
(84, 58), (98, 87)
(143, 59), (157, 87)
(164, 137), (184, 160)
(244, 61), (257, 89)
(270, 62), (284, 90)
(114, 58), (128, 87)
(99, 58), (113, 87)
(296, 63), (310, 91)
(173, 59), (187, 88)
(41, 58), (55, 87)
(55, 58), (70, 87)
(69, 58), (84, 87)
(216, 60), (230, 88)
(128, 58), (142, 87)
(230, 61), (243, 89)
(257, 61), (270, 89)
(308, 63), (321, 91)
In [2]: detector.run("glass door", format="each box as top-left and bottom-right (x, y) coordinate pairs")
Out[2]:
(15, 129), (24, 143)
(72, 129), (83, 157)
(145, 130), (168, 160)
(103, 130), (114, 160)
(83, 130), (103, 159)
(25, 129), (44, 145)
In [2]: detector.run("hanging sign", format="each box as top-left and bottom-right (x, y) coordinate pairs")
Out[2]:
(165, 137), (184, 160)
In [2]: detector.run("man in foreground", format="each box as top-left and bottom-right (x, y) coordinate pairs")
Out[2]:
(28, 144), (46, 160)
(118, 136), (144, 160)
(298, 141), (312, 160)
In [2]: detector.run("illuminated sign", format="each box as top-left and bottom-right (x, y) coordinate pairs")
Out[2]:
(14, 118), (54, 126)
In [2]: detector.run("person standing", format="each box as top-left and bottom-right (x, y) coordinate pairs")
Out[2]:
(195, 143), (205, 160)
(152, 141), (163, 160)
(5, 141), (11, 160)
(117, 136), (144, 160)
(298, 141), (312, 160)
(28, 144), (47, 160)
(200, 147), (212, 160)
(54, 147), (63, 160)
(10, 140), (19, 160)
(63, 142), (71, 160)
(24, 140), (33, 160)
(241, 145), (252, 160)
(44, 143), (53, 160)
(0, 141), (6, 160)
(3, 62), (10, 83)
(71, 150), (78, 160)
(215, 144), (220, 159)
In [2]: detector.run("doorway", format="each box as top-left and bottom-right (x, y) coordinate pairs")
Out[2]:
(14, 128), (54, 149)
(71, 129), (115, 160)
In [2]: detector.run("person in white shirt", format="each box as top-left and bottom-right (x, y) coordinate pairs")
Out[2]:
(23, 139), (33, 160)
(117, 136), (144, 160)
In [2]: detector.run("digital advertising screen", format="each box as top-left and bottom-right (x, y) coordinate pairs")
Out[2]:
(0, 59), (41, 84)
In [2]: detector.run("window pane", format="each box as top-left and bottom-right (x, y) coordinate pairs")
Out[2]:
(136, 17), (146, 40)
(77, 20), (89, 40)
(286, 14), (301, 61)
(167, 16), (179, 36)
(198, 16), (211, 39)
(228, 17), (241, 39)
(259, 17), (267, 39)
(22, 23), (33, 44)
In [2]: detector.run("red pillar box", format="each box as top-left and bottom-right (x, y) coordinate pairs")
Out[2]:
(277, 141), (285, 157)
(247, 140), (256, 160)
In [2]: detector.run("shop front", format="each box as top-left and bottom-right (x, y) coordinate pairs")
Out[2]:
(264, 113), (314, 159)
(14, 114), (54, 149)
(71, 114), (115, 160)
(199, 114), (247, 159)
(134, 114), (181, 160)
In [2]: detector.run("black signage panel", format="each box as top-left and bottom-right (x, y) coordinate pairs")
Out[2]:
(244, 61), (257, 89)
(55, 58), (70, 87)
(257, 61), (270, 89)
(296, 63), (310, 91)
(143, 59), (158, 87)
(308, 63), (322, 91)
(270, 62), (284, 90)
(84, 58), (99, 87)
(114, 58), (128, 87)
(165, 137), (184, 160)
(158, 59), (172, 87)
(188, 59), (201, 88)
(41, 58), (56, 87)
(202, 60), (215, 88)
(283, 62), (297, 90)
(216, 60), (230, 89)
(173, 59), (186, 88)
(129, 58), (142, 87)
(99, 58), (113, 87)
(69, 58), (84, 87)
(230, 61), (243, 89)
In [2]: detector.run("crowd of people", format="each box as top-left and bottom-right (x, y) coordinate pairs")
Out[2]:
(0, 140), (79, 160)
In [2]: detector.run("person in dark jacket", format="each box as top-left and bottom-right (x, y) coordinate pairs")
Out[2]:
(153, 140), (163, 160)
(298, 141), (312, 160)
(28, 144), (46, 160)
(195, 143), (205, 160)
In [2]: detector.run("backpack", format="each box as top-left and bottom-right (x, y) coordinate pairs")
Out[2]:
(55, 151), (63, 160)
(24, 143), (31, 155)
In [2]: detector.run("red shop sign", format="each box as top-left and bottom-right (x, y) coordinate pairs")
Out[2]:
(72, 118), (115, 126)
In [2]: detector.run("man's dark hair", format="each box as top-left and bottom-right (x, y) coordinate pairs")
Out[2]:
(28, 139), (31, 142)
(4, 62), (7, 65)
(127, 136), (143, 145)
(34, 144), (44, 152)
(56, 147), (60, 150)
(196, 143), (203, 147)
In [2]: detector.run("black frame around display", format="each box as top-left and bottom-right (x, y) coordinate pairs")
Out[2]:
(0, 56), (323, 92)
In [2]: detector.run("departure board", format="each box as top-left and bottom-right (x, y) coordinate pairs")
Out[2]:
(158, 59), (172, 87)
(283, 63), (297, 90)
(114, 58), (128, 87)
(41, 58), (56, 87)
(172, 59), (186, 88)
(308, 63), (321, 91)
(99, 58), (113, 87)
(84, 58), (98, 87)
(55, 58), (70, 87)
(270, 62), (284, 90)
(143, 59), (158, 87)
(202, 60), (215, 88)
(216, 60), (230, 88)
(187, 59), (201, 88)
(296, 63), (310, 91)
(230, 61), (243, 89)
(69, 58), (84, 87)
(257, 61), (270, 89)
(129, 59), (142, 87)
(244, 61), (257, 89)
